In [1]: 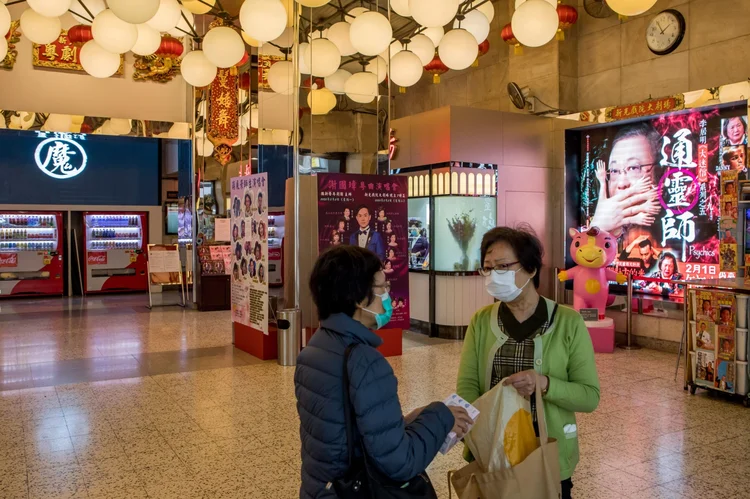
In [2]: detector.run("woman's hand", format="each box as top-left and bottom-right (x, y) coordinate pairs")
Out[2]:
(404, 406), (425, 425)
(448, 406), (473, 439)
(503, 371), (549, 398)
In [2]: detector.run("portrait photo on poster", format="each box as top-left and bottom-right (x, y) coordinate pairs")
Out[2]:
(569, 103), (749, 297)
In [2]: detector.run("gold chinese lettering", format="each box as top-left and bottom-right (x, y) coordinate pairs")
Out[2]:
(217, 109), (230, 127)
(43, 44), (58, 61)
(61, 45), (77, 62)
(217, 72), (229, 89)
(216, 92), (233, 108)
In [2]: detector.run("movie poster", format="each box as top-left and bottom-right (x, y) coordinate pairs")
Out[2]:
(575, 106), (748, 295)
(317, 174), (410, 330)
(230, 174), (269, 333)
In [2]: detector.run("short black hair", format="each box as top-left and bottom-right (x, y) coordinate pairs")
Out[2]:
(480, 224), (543, 288)
(355, 204), (371, 217)
(611, 122), (661, 165)
(639, 238), (652, 249)
(310, 245), (382, 320)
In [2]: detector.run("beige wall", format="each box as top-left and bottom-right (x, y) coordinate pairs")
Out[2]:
(396, 0), (750, 118)
(0, 7), (188, 122)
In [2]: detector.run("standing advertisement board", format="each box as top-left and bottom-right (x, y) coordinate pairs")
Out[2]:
(317, 174), (410, 330)
(230, 174), (269, 334)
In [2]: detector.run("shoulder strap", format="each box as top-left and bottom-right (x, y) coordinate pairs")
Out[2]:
(342, 343), (358, 468)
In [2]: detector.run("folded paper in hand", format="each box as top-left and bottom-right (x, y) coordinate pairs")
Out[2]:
(439, 394), (480, 455)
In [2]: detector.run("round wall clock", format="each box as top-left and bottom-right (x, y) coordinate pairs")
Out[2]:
(646, 9), (686, 56)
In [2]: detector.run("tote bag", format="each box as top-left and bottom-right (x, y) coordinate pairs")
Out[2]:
(448, 384), (561, 499)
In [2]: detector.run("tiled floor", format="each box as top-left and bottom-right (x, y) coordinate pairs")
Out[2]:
(1, 296), (750, 498)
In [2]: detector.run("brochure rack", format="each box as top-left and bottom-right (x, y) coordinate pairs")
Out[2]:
(684, 279), (750, 407)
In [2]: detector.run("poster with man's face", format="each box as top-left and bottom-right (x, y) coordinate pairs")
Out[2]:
(573, 105), (747, 290)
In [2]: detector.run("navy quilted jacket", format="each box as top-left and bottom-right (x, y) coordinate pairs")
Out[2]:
(294, 314), (454, 499)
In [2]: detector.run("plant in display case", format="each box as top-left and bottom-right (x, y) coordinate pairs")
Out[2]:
(446, 211), (477, 271)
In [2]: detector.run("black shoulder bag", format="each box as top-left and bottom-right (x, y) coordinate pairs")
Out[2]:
(332, 344), (439, 499)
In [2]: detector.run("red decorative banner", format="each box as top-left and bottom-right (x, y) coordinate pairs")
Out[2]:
(32, 30), (124, 74)
(208, 68), (239, 166)
(605, 95), (685, 122)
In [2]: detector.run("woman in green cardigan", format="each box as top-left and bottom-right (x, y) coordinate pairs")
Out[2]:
(457, 226), (600, 499)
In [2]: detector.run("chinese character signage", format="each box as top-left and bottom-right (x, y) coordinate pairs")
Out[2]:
(34, 134), (88, 179)
(207, 67), (239, 166)
(604, 95), (685, 122)
(258, 54), (285, 90)
(317, 174), (410, 330)
(32, 31), (124, 75)
(230, 174), (269, 333)
(573, 105), (749, 296)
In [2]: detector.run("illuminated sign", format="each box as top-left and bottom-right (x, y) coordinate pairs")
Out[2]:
(34, 134), (87, 180)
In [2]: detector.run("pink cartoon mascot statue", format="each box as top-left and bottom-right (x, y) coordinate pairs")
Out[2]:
(558, 227), (626, 320)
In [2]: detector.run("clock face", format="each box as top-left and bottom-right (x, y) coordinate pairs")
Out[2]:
(646, 10), (686, 55)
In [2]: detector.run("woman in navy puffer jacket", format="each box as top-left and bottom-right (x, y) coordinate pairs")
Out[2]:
(295, 246), (472, 499)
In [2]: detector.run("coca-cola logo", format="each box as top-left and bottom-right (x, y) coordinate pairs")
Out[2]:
(87, 252), (107, 265)
(269, 248), (282, 259)
(0, 253), (18, 267)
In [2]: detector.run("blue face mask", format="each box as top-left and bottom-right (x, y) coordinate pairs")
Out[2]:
(363, 291), (393, 329)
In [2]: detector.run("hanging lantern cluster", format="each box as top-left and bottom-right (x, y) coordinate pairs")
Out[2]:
(502, 2), (579, 53)
(556, 4), (579, 41)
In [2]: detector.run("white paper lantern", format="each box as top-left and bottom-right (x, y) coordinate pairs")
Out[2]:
(409, 0), (459, 28)
(79, 40), (120, 78)
(0, 37), (8, 63)
(241, 31), (261, 47)
(307, 88), (337, 115)
(27, 0), (72, 18)
(241, 105), (259, 129)
(297, 0), (332, 6)
(511, 0), (558, 48)
(470, 0), (494, 22)
(438, 28), (477, 71)
(268, 60), (298, 94)
(422, 26), (444, 46)
(514, 0), (556, 8)
(345, 7), (368, 23)
(168, 7), (194, 37)
(168, 122), (190, 139)
(203, 27), (244, 68)
(240, 0), (286, 42)
(107, 0), (159, 24)
(42, 114), (73, 132)
(298, 42), (311, 73)
(0, 4), (10, 40)
(455, 9), (489, 43)
(326, 21), (356, 57)
(130, 23), (161, 55)
(325, 69), (351, 95)
(381, 40), (403, 61)
(110, 119), (132, 135)
(70, 0), (105, 25)
(407, 34), (435, 65)
(390, 50), (423, 87)
(303, 38), (340, 78)
(365, 55), (387, 83)
(196, 139), (214, 157)
(345, 71), (378, 104)
(391, 0), (411, 17)
(20, 9), (62, 45)
(181, 50), (217, 87)
(182, 0), (215, 15)
(606, 0), (658, 16)
(92, 9), (138, 54)
(233, 124), (248, 146)
(350, 11), (392, 57)
(272, 26), (295, 48)
(146, 0), (181, 32)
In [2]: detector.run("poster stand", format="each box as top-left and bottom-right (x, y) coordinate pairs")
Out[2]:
(146, 244), (185, 309)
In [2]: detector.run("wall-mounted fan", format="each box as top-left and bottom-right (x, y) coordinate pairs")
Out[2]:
(507, 82), (534, 112)
(584, 0), (614, 18)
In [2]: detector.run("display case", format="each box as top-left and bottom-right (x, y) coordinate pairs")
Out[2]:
(0, 211), (64, 297)
(408, 198), (430, 271)
(268, 210), (285, 286)
(83, 212), (148, 293)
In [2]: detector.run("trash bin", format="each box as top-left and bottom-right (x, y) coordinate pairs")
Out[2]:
(277, 308), (301, 366)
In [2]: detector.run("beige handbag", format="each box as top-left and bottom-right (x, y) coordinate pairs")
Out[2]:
(448, 385), (562, 499)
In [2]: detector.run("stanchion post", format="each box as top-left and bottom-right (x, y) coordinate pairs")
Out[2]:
(553, 267), (560, 303)
(620, 274), (641, 350)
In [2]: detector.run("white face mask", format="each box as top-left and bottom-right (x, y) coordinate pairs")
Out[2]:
(485, 270), (531, 302)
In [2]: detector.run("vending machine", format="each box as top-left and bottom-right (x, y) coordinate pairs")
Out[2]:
(83, 212), (148, 293)
(267, 210), (285, 286)
(0, 211), (64, 297)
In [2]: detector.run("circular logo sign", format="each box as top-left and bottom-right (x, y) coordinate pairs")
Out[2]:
(35, 137), (88, 179)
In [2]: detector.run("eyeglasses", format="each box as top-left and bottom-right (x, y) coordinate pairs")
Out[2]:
(608, 163), (654, 181)
(478, 262), (519, 276)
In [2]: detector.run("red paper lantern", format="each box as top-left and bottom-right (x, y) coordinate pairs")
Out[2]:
(235, 51), (249, 67)
(472, 39), (490, 67)
(156, 35), (184, 57)
(302, 76), (325, 89)
(68, 25), (93, 45)
(424, 53), (448, 84)
(557, 4), (578, 41)
(501, 23), (522, 55)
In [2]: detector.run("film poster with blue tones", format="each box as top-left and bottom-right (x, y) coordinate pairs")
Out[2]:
(230, 174), (268, 334)
(317, 174), (410, 330)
